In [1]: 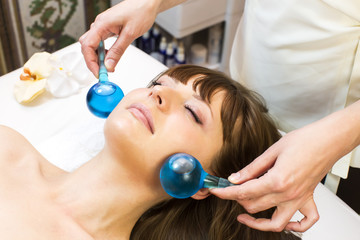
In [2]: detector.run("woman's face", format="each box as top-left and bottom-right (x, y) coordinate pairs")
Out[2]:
(104, 74), (224, 189)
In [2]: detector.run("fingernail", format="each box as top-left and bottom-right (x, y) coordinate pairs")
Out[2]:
(105, 59), (115, 71)
(228, 172), (241, 182)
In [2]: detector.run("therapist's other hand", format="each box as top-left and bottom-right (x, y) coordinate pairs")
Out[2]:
(210, 119), (350, 232)
(79, 0), (158, 77)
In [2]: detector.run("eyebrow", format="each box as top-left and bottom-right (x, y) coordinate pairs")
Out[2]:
(193, 93), (214, 118)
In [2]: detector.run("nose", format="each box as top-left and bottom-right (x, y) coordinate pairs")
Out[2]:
(149, 85), (177, 111)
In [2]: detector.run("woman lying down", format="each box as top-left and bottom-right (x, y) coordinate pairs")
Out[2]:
(0, 65), (300, 240)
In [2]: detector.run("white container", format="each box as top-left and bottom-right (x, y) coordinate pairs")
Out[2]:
(190, 44), (207, 65)
(155, 0), (227, 38)
(175, 42), (186, 64)
(208, 23), (223, 64)
(166, 43), (175, 67)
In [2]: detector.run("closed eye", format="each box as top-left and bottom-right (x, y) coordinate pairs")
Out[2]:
(185, 104), (202, 124)
(148, 80), (162, 88)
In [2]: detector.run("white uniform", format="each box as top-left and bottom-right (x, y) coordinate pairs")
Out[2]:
(230, 0), (360, 190)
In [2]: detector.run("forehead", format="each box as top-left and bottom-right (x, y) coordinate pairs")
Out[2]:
(157, 74), (195, 85)
(156, 75), (198, 95)
(157, 74), (225, 100)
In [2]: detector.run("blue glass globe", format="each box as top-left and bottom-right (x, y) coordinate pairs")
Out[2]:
(160, 153), (206, 199)
(86, 81), (124, 118)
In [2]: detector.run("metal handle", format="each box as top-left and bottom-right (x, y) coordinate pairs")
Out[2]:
(98, 40), (108, 82)
(203, 174), (236, 188)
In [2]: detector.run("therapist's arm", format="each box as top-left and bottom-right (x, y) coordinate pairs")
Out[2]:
(211, 100), (360, 232)
(79, 0), (186, 77)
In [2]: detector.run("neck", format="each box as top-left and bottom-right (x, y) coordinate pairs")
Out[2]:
(52, 147), (167, 239)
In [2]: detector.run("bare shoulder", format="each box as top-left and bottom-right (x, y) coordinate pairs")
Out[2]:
(0, 125), (38, 165)
(0, 125), (32, 151)
(0, 125), (65, 176)
(0, 125), (28, 139)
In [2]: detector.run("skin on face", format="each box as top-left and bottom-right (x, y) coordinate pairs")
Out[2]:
(104, 75), (225, 194)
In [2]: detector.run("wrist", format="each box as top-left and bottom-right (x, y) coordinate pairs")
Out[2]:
(154, 0), (187, 14)
(342, 100), (360, 148)
(309, 100), (360, 164)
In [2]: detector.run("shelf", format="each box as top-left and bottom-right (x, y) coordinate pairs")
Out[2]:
(155, 0), (227, 39)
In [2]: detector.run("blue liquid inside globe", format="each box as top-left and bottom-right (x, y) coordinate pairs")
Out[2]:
(160, 153), (206, 199)
(86, 81), (124, 118)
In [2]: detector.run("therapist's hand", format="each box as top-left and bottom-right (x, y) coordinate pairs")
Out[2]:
(210, 128), (324, 232)
(79, 0), (158, 77)
(210, 101), (360, 232)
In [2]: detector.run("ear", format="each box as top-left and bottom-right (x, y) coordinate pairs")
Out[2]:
(191, 188), (211, 200)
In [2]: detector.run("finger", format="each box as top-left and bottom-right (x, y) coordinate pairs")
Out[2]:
(239, 193), (278, 214)
(209, 185), (243, 201)
(210, 175), (273, 201)
(105, 27), (134, 72)
(228, 145), (280, 184)
(285, 198), (319, 232)
(238, 181), (305, 214)
(237, 205), (296, 232)
(79, 31), (88, 43)
(80, 31), (102, 77)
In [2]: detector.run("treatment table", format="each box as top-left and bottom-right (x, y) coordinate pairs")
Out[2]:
(0, 38), (359, 239)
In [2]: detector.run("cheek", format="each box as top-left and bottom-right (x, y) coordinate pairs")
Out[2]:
(162, 114), (223, 171)
(104, 108), (147, 156)
(104, 88), (150, 146)
(157, 114), (215, 158)
(110, 88), (148, 113)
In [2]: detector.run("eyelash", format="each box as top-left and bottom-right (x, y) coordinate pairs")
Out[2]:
(185, 104), (202, 124)
(150, 80), (202, 124)
(150, 80), (161, 87)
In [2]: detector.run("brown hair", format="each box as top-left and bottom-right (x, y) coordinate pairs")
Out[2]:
(131, 65), (300, 240)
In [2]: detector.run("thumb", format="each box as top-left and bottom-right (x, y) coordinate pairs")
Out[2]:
(229, 145), (279, 184)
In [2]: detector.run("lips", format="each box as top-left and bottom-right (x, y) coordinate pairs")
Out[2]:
(128, 103), (155, 134)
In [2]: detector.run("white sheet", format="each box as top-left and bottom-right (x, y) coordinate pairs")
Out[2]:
(0, 38), (359, 239)
(0, 38), (166, 170)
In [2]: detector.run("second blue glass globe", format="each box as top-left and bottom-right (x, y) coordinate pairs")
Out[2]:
(160, 153), (235, 199)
